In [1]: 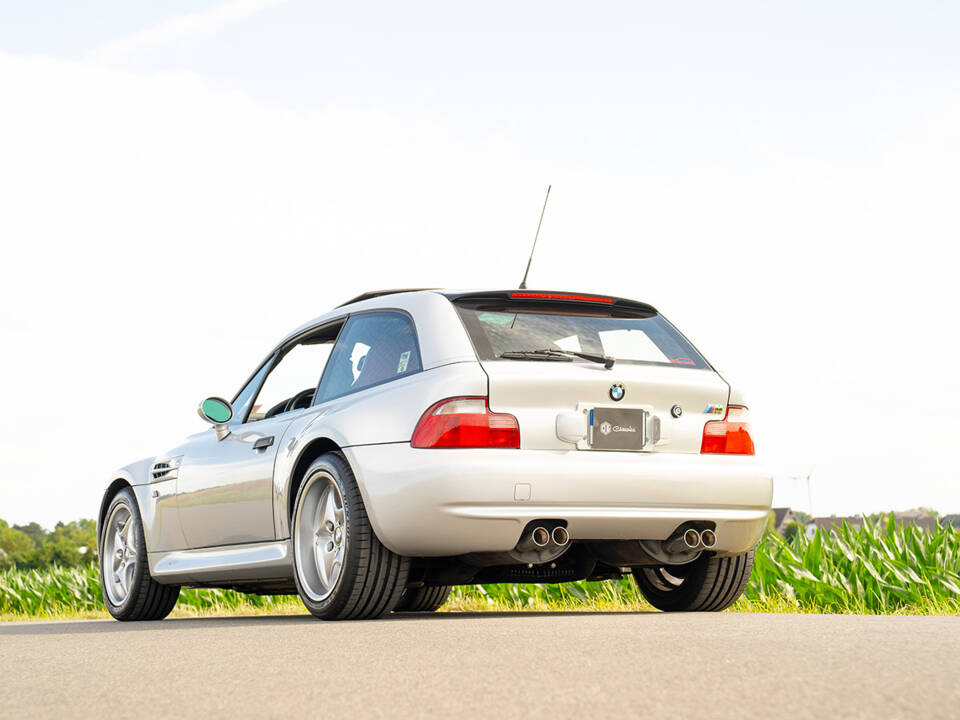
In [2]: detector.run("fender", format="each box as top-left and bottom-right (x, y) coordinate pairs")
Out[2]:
(97, 457), (191, 555)
(270, 410), (351, 540)
(271, 427), (400, 554)
(96, 458), (153, 553)
(269, 361), (489, 543)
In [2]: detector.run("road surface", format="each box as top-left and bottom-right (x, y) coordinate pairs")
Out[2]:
(1, 611), (957, 718)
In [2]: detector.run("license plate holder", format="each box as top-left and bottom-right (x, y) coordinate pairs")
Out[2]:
(588, 407), (647, 450)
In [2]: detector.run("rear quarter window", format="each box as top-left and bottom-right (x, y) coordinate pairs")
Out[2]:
(315, 311), (422, 402)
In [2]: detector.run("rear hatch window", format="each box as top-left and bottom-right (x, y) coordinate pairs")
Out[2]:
(454, 298), (710, 370)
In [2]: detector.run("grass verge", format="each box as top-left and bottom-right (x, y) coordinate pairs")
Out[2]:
(3, 519), (958, 621)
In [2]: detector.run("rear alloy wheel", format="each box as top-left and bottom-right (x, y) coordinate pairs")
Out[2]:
(395, 585), (452, 612)
(99, 488), (180, 621)
(633, 549), (754, 612)
(292, 453), (409, 620)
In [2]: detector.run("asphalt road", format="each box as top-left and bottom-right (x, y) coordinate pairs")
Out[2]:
(1, 612), (957, 719)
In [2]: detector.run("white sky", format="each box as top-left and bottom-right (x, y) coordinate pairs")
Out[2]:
(1, 1), (958, 527)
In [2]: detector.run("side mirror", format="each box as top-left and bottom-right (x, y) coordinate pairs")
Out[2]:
(198, 397), (233, 440)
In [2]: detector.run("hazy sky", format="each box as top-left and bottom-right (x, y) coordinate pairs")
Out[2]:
(1, 1), (958, 527)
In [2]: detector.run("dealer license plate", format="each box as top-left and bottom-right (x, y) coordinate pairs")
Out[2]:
(588, 407), (647, 450)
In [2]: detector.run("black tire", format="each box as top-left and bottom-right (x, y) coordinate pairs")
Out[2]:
(395, 585), (452, 612)
(292, 453), (409, 620)
(99, 488), (180, 621)
(632, 549), (754, 612)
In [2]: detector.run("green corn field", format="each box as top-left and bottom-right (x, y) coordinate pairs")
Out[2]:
(748, 516), (960, 613)
(2, 516), (958, 619)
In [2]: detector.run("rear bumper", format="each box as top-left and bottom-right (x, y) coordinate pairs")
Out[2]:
(344, 445), (772, 557)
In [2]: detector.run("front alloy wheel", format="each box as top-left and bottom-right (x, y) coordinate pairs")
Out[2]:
(99, 488), (180, 621)
(103, 502), (138, 606)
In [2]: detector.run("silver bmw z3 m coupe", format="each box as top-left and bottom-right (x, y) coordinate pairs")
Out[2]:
(97, 288), (771, 621)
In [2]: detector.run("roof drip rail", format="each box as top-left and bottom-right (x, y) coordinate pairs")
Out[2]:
(337, 289), (437, 308)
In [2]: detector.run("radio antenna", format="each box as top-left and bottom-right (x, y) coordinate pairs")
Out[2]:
(519, 184), (551, 289)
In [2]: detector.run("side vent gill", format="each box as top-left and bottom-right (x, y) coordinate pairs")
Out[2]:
(151, 457), (182, 482)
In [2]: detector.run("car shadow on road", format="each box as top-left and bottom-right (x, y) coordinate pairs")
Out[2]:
(0, 609), (655, 637)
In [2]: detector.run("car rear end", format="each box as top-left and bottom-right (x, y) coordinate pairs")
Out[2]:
(348, 290), (771, 566)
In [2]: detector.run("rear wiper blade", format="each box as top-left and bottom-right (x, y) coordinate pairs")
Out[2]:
(499, 349), (615, 369)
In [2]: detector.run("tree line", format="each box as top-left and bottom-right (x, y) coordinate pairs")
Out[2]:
(0, 518), (97, 569)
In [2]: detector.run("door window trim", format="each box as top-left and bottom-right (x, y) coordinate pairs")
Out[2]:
(230, 356), (275, 425)
(233, 316), (348, 425)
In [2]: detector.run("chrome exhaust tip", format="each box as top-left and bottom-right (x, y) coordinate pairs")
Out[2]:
(552, 526), (570, 546)
(700, 529), (717, 549)
(663, 527), (703, 555)
(531, 527), (550, 547)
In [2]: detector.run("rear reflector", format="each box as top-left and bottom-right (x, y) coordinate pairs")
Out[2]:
(411, 397), (520, 449)
(510, 292), (614, 303)
(700, 406), (755, 455)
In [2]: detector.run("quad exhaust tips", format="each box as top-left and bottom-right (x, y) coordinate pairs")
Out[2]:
(663, 527), (717, 553)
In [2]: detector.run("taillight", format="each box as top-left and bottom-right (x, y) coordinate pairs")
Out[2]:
(700, 405), (755, 455)
(411, 397), (520, 449)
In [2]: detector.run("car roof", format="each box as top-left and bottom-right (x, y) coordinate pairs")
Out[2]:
(337, 289), (438, 307)
(272, 288), (660, 366)
(283, 288), (659, 345)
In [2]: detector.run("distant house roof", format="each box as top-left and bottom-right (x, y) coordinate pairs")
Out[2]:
(813, 516), (864, 531)
(809, 513), (945, 534)
(891, 512), (937, 532)
(772, 507), (800, 531)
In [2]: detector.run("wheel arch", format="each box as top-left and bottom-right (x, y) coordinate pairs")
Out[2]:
(279, 437), (394, 552)
(284, 437), (344, 533)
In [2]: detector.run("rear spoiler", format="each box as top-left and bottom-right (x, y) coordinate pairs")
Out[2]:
(444, 290), (658, 317)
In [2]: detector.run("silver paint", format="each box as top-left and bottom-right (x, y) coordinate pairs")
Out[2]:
(99, 289), (773, 587)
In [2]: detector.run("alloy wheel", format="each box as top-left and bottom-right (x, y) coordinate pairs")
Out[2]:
(103, 503), (137, 606)
(295, 472), (347, 602)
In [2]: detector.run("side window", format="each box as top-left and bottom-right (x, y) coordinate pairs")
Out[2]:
(245, 323), (342, 423)
(316, 312), (422, 403)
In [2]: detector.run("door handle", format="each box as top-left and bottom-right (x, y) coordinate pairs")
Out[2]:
(253, 436), (275, 450)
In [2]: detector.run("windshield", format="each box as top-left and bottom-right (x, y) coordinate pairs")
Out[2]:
(455, 303), (710, 370)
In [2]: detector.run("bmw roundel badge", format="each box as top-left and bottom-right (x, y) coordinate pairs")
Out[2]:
(609, 383), (625, 402)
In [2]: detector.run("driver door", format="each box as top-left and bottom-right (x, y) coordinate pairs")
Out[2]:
(174, 323), (340, 548)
